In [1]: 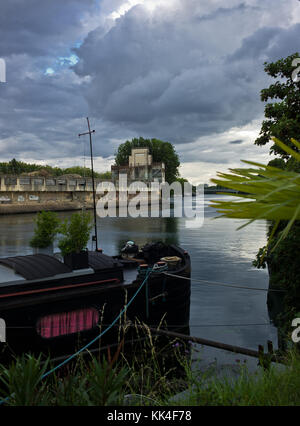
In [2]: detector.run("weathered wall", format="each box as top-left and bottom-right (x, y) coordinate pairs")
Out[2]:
(0, 191), (96, 214)
(0, 175), (100, 214)
(0, 175), (159, 214)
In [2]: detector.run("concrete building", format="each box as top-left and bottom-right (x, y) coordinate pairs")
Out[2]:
(111, 147), (165, 184)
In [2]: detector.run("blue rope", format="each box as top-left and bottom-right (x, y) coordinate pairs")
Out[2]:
(0, 267), (153, 405)
(139, 264), (168, 309)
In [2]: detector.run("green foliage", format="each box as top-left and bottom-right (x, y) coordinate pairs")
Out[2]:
(253, 221), (300, 347)
(0, 354), (49, 406)
(175, 351), (300, 406)
(0, 159), (63, 176)
(51, 372), (91, 406)
(3, 347), (300, 406)
(29, 211), (60, 249)
(115, 137), (180, 183)
(254, 221), (300, 284)
(286, 157), (300, 173)
(210, 138), (300, 251)
(98, 171), (112, 180)
(255, 53), (300, 159)
(267, 158), (286, 170)
(0, 159), (111, 179)
(62, 166), (110, 179)
(63, 166), (94, 177)
(87, 357), (128, 405)
(58, 212), (93, 256)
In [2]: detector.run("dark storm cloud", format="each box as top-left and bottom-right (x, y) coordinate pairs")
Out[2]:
(0, 0), (299, 170)
(230, 24), (300, 61)
(0, 0), (100, 162)
(73, 0), (300, 146)
(0, 0), (96, 57)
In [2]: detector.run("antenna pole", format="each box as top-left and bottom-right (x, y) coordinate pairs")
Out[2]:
(78, 117), (98, 251)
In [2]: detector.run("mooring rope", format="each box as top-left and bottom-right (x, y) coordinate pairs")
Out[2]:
(163, 272), (286, 293)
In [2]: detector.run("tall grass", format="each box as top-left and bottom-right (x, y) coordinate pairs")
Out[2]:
(172, 350), (300, 406)
(0, 323), (189, 406)
(1, 329), (300, 406)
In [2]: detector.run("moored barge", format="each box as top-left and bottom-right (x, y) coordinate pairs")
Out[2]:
(0, 242), (191, 360)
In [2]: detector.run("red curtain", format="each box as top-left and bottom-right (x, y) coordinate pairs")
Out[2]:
(36, 308), (99, 338)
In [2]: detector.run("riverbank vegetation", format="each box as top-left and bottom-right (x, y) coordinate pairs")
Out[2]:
(0, 158), (111, 179)
(1, 343), (300, 406)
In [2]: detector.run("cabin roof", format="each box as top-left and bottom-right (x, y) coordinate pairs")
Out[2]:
(0, 252), (123, 282)
(0, 254), (72, 280)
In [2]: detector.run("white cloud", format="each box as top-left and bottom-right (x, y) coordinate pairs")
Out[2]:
(179, 118), (276, 184)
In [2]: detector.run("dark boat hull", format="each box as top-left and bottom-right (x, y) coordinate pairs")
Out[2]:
(0, 246), (191, 361)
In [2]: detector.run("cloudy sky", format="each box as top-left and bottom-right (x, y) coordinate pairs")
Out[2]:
(0, 0), (299, 184)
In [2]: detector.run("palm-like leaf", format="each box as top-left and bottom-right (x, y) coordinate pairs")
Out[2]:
(210, 138), (300, 249)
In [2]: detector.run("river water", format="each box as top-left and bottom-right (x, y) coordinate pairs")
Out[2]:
(0, 194), (278, 373)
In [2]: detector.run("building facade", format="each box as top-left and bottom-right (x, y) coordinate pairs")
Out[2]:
(111, 147), (165, 185)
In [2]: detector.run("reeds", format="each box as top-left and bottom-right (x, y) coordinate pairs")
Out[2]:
(1, 323), (300, 406)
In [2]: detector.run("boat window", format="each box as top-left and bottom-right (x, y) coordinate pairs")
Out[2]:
(36, 307), (99, 339)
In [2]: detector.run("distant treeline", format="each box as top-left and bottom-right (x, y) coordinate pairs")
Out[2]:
(0, 159), (112, 179)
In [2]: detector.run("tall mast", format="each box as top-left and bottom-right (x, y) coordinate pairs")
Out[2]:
(78, 117), (98, 251)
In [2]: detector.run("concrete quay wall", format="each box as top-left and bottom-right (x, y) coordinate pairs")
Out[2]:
(0, 190), (95, 214)
(0, 175), (160, 215)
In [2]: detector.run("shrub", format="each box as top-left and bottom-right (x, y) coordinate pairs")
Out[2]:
(58, 212), (93, 257)
(29, 211), (60, 249)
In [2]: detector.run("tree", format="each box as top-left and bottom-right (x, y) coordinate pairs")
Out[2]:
(0, 161), (111, 179)
(255, 53), (300, 159)
(98, 171), (112, 180)
(63, 166), (101, 178)
(114, 137), (180, 183)
(9, 159), (21, 175)
(267, 158), (286, 170)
